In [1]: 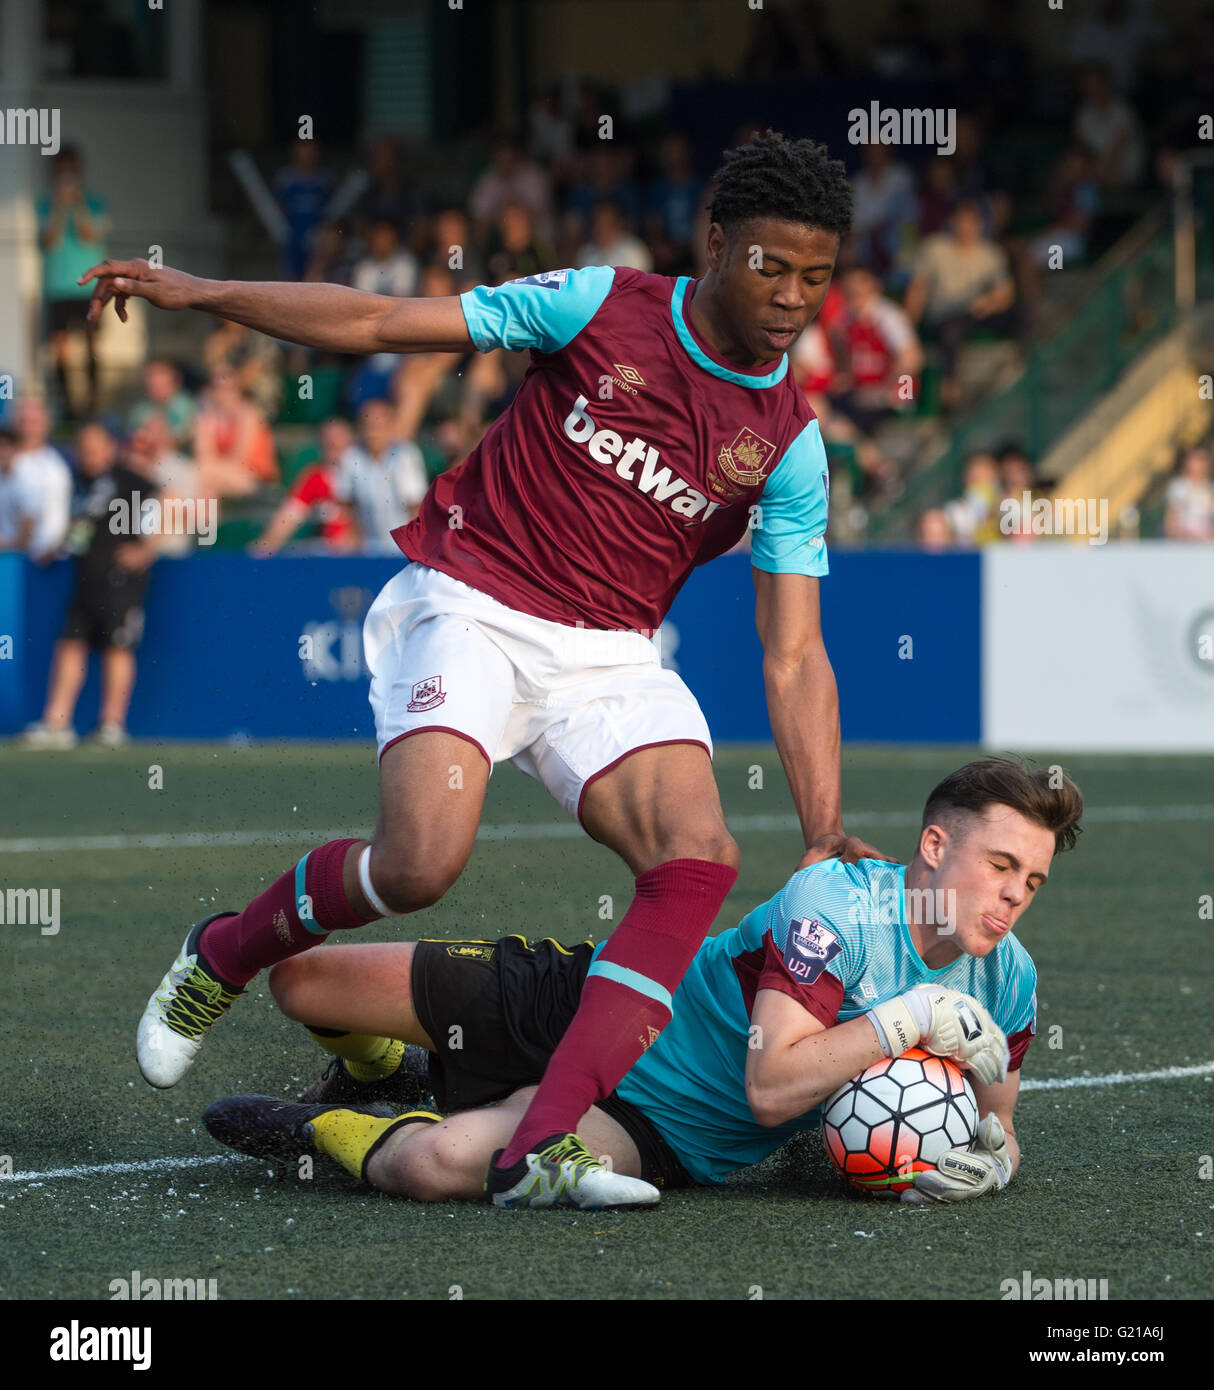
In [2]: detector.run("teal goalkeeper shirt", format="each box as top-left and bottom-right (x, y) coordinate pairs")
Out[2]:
(611, 858), (1038, 1185)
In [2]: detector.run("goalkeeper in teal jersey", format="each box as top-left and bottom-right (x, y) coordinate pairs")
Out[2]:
(203, 759), (1083, 1207)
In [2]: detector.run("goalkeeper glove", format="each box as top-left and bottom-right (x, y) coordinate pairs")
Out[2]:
(868, 986), (1009, 1086)
(901, 1113), (1013, 1203)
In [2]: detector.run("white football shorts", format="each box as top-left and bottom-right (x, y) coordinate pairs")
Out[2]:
(363, 563), (712, 820)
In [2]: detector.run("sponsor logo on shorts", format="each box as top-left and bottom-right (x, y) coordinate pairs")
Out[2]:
(445, 944), (494, 961)
(407, 675), (446, 712)
(782, 917), (842, 983)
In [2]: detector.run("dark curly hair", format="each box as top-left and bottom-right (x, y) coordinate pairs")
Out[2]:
(707, 130), (853, 240)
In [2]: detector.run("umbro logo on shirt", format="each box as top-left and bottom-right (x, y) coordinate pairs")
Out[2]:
(609, 363), (646, 396)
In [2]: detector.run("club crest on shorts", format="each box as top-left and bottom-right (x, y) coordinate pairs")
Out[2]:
(709, 426), (777, 499)
(407, 675), (446, 712)
(782, 916), (841, 983)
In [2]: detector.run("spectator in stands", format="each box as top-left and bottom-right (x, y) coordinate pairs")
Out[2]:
(997, 443), (1037, 496)
(995, 444), (1041, 544)
(528, 82), (577, 183)
(566, 144), (642, 240)
(945, 453), (1003, 545)
(345, 219), (422, 408)
(14, 396), (72, 562)
(868, 0), (946, 79)
(1067, 0), (1165, 97)
(251, 416), (358, 556)
(830, 267), (923, 435)
(577, 199), (653, 272)
(351, 217), (419, 299)
(353, 135), (419, 246)
(486, 202), (556, 283)
(0, 425), (41, 557)
(1164, 447), (1214, 541)
(37, 146), (110, 416)
(1072, 64), (1146, 191)
(916, 506), (955, 550)
(203, 319), (283, 421)
(849, 143), (917, 282)
(127, 358), (196, 447)
(274, 138), (335, 280)
(469, 138), (553, 244)
(303, 220), (355, 287)
(332, 398), (429, 555)
(904, 200), (1017, 411)
(21, 421), (157, 750)
(950, 114), (1002, 206)
(644, 133), (702, 276)
(128, 414), (200, 557)
(916, 156), (959, 238)
(426, 207), (485, 287)
(1005, 145), (1100, 332)
(193, 366), (278, 499)
(791, 281), (894, 496)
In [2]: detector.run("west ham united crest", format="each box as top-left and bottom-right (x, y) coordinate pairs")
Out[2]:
(407, 675), (446, 712)
(709, 426), (777, 499)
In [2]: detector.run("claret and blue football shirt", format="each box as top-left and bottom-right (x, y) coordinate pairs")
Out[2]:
(392, 266), (830, 632)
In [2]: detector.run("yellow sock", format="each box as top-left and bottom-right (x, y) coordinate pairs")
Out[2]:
(310, 1108), (441, 1179)
(307, 1030), (406, 1082)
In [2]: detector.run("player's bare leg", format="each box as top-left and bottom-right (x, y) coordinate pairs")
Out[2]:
(488, 743), (738, 1206)
(137, 731), (488, 1088)
(269, 941), (433, 1043)
(365, 1087), (644, 1201)
(268, 939), (440, 1103)
(202, 1084), (648, 1206)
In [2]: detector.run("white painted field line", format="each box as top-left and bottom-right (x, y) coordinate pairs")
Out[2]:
(4, 1062), (1209, 1186)
(2, 1153), (256, 1183)
(1, 803), (1210, 855)
(1018, 1060), (1214, 1091)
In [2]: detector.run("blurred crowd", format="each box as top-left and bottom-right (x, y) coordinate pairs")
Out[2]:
(3, 0), (1210, 583)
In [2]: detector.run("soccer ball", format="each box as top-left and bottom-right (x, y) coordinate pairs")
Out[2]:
(821, 1048), (979, 1196)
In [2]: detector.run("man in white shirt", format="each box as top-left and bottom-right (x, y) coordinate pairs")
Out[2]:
(333, 398), (429, 555)
(13, 395), (72, 561)
(577, 201), (653, 273)
(350, 220), (418, 300)
(904, 201), (1017, 411)
(1072, 64), (1146, 190)
(0, 425), (41, 553)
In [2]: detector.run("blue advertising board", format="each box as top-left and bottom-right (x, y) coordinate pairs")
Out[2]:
(0, 550), (980, 744)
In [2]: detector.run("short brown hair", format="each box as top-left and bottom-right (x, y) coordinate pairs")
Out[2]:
(922, 758), (1083, 856)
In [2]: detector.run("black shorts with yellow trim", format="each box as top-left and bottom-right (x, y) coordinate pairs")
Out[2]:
(410, 935), (693, 1190)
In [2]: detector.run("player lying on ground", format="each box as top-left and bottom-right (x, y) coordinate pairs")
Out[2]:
(86, 133), (890, 1208)
(204, 759), (1082, 1207)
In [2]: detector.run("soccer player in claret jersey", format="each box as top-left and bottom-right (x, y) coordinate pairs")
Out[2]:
(83, 132), (888, 1209)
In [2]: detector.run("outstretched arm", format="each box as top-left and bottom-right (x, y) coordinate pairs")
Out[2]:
(80, 259), (474, 356)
